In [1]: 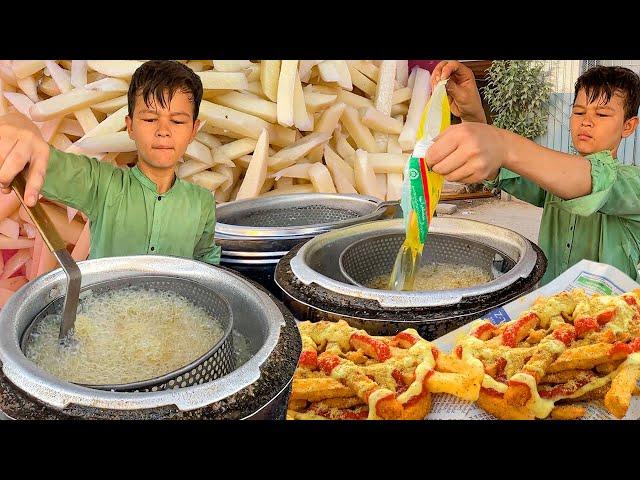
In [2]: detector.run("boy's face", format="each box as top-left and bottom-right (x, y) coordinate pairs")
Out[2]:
(570, 88), (638, 157)
(125, 90), (200, 171)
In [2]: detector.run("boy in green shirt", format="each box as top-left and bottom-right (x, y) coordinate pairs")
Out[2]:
(428, 61), (640, 284)
(0, 60), (221, 265)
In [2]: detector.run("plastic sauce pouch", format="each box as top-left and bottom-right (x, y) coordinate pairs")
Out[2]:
(390, 78), (451, 291)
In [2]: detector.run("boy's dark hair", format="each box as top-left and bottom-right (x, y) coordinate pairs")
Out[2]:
(127, 60), (203, 120)
(574, 65), (640, 121)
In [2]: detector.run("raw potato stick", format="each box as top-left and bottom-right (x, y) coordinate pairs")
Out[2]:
(354, 149), (381, 198)
(341, 106), (380, 153)
(373, 60), (397, 150)
(293, 73), (313, 131)
(308, 163), (337, 193)
(396, 60), (409, 88)
(212, 60), (253, 72)
(347, 64), (377, 97)
(236, 128), (270, 200)
(87, 60), (144, 78)
(30, 87), (121, 121)
(276, 60), (299, 127)
(399, 67), (431, 151)
(318, 61), (352, 91)
(392, 87), (413, 105)
(361, 107), (404, 135)
(214, 91), (277, 123)
(268, 131), (331, 171)
(349, 60), (379, 82)
(306, 102), (346, 163)
(260, 60), (280, 102)
(12, 60), (45, 79)
(196, 71), (249, 90)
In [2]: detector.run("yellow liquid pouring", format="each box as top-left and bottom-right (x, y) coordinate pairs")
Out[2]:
(387, 77), (450, 292)
(388, 211), (424, 291)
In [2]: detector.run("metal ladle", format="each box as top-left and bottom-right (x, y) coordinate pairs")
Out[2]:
(11, 170), (81, 342)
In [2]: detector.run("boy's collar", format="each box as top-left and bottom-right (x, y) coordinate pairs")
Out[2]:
(131, 164), (181, 195)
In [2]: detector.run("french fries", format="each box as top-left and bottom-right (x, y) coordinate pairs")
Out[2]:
(550, 404), (587, 420)
(289, 321), (485, 420)
(449, 289), (640, 420)
(604, 356), (640, 418)
(211, 60), (253, 72)
(199, 100), (271, 140)
(306, 102), (345, 163)
(291, 377), (355, 402)
(270, 163), (312, 181)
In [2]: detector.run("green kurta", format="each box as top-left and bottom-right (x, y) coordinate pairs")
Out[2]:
(41, 146), (221, 265)
(485, 151), (640, 285)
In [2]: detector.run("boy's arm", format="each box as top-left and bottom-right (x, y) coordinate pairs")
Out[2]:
(483, 168), (547, 208)
(547, 151), (640, 220)
(427, 123), (593, 200)
(41, 147), (115, 221)
(0, 112), (115, 218)
(500, 129), (592, 200)
(193, 195), (222, 265)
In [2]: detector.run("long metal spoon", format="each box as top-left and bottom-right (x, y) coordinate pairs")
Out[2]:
(11, 170), (81, 342)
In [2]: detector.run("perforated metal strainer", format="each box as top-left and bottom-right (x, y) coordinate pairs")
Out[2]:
(216, 193), (398, 240)
(339, 233), (510, 289)
(20, 275), (235, 393)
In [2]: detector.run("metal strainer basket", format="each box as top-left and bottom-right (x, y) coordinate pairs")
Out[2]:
(216, 193), (398, 239)
(20, 275), (235, 393)
(339, 233), (514, 290)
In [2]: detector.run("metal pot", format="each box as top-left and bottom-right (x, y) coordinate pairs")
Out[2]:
(0, 256), (301, 420)
(216, 193), (399, 295)
(275, 217), (547, 340)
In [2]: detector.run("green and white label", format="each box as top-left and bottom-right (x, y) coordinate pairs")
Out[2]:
(571, 272), (622, 295)
(408, 156), (428, 243)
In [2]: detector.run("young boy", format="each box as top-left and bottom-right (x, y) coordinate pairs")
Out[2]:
(428, 61), (640, 284)
(0, 60), (221, 265)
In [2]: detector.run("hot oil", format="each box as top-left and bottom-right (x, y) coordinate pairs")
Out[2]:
(24, 288), (224, 385)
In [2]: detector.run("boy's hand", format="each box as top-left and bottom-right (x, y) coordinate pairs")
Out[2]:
(431, 60), (487, 124)
(0, 112), (50, 207)
(426, 123), (506, 184)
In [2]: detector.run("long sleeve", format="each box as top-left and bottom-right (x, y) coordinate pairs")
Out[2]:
(193, 193), (221, 265)
(40, 146), (117, 221)
(483, 168), (547, 207)
(547, 150), (640, 221)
